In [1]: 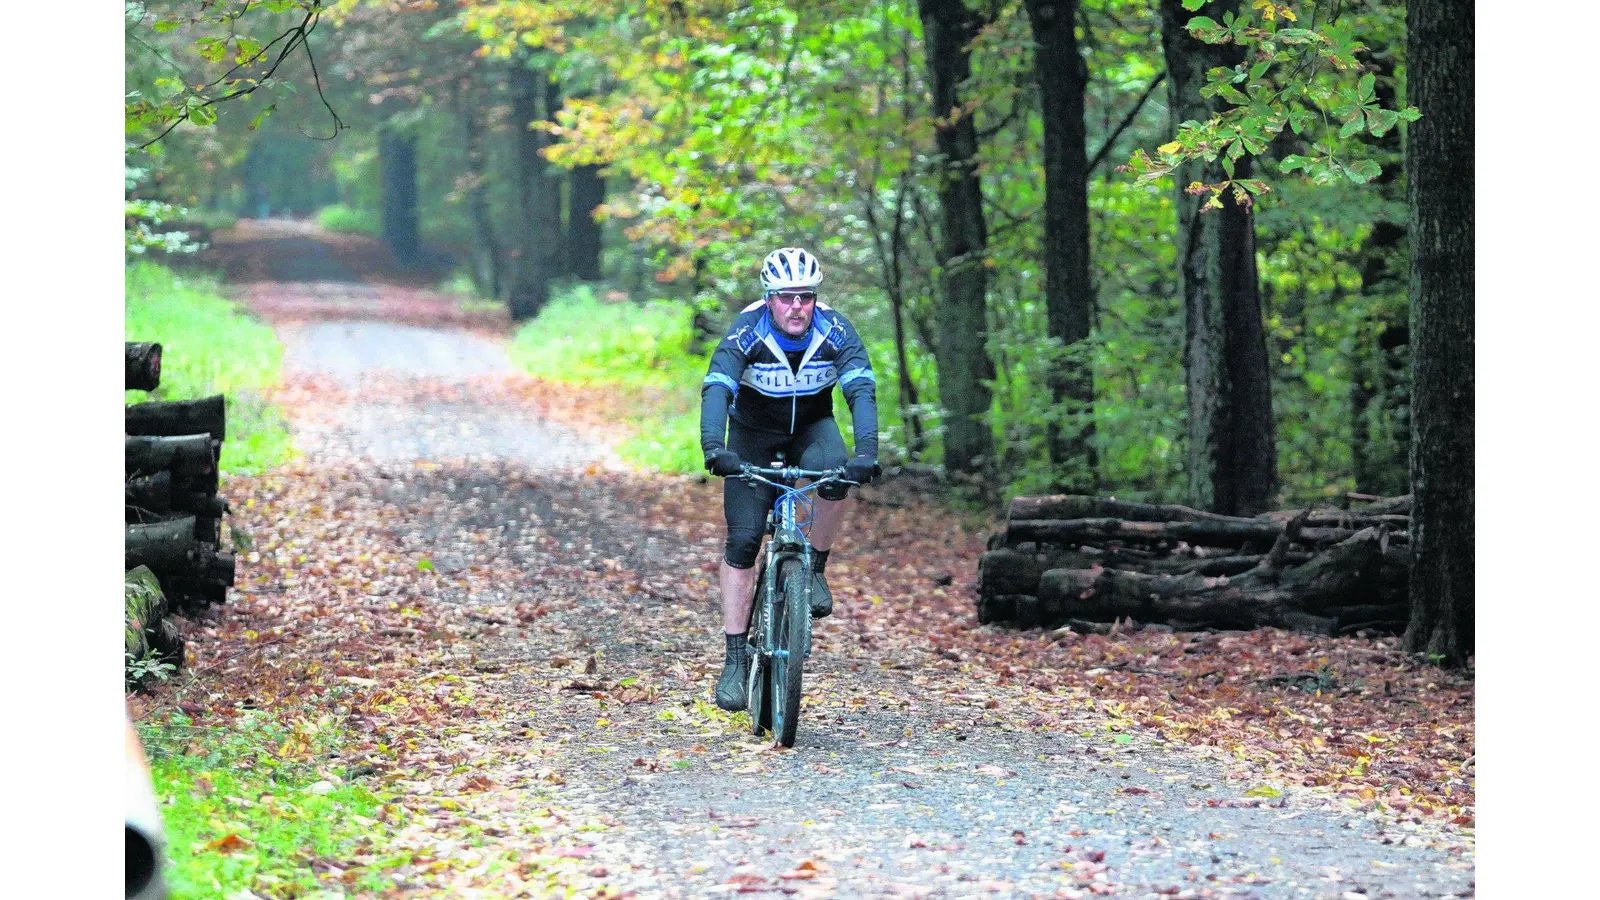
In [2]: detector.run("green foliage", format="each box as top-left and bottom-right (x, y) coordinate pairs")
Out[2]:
(123, 0), (1420, 506)
(125, 1), (334, 150)
(1123, 0), (1420, 198)
(139, 709), (402, 899)
(510, 284), (709, 471)
(126, 166), (202, 256)
(126, 650), (177, 688)
(124, 262), (295, 475)
(315, 203), (382, 236)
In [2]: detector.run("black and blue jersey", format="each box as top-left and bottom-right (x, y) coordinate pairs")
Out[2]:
(700, 300), (878, 459)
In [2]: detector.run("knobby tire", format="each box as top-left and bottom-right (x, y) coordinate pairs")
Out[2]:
(746, 559), (772, 737)
(775, 556), (810, 747)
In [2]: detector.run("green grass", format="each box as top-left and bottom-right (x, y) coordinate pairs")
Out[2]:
(125, 262), (294, 475)
(140, 709), (406, 899)
(314, 203), (381, 237)
(510, 284), (710, 472)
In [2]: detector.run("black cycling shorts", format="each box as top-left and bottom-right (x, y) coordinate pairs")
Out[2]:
(721, 417), (850, 568)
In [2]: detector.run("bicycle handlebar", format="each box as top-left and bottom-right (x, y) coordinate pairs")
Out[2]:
(735, 464), (855, 487)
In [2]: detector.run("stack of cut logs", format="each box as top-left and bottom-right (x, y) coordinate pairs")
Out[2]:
(125, 342), (237, 674)
(978, 493), (1412, 636)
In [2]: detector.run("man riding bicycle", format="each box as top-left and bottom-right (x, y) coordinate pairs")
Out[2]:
(701, 247), (880, 711)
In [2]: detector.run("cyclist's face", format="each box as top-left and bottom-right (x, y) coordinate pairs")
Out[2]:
(766, 290), (816, 336)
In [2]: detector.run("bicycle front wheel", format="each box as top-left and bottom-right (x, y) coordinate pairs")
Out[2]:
(745, 561), (772, 737)
(773, 556), (811, 748)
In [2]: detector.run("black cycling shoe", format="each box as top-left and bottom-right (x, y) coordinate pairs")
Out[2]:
(715, 647), (750, 711)
(809, 570), (833, 619)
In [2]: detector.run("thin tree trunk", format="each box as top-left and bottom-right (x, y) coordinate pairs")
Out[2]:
(1024, 0), (1097, 493)
(1349, 50), (1408, 497)
(458, 72), (504, 300)
(507, 60), (553, 321)
(568, 164), (605, 281)
(918, 0), (995, 477)
(379, 123), (421, 269)
(1352, 224), (1408, 495)
(1161, 0), (1277, 515)
(1404, 0), (1474, 666)
(542, 77), (567, 279)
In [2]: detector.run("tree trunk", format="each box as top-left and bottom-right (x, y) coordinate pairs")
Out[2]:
(126, 342), (162, 391)
(1348, 49), (1409, 498)
(567, 163), (605, 282)
(125, 394), (226, 441)
(1352, 222), (1409, 495)
(1024, 0), (1097, 492)
(126, 434), (219, 493)
(126, 517), (199, 573)
(918, 0), (995, 477)
(1404, 0), (1474, 666)
(458, 73), (504, 300)
(379, 123), (422, 270)
(1161, 0), (1277, 516)
(507, 61), (556, 320)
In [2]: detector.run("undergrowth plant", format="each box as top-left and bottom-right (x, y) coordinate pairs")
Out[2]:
(140, 707), (405, 899)
(314, 203), (382, 237)
(124, 261), (294, 475)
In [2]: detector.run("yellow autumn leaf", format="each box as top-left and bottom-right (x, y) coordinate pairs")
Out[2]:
(1158, 141), (1182, 155)
(1282, 8), (1297, 20)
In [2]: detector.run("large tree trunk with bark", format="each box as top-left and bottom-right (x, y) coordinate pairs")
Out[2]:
(125, 394), (226, 441)
(507, 60), (557, 321)
(379, 123), (422, 270)
(918, 0), (995, 477)
(567, 163), (606, 282)
(1161, 0), (1277, 516)
(126, 342), (162, 391)
(1404, 0), (1474, 666)
(1024, 0), (1097, 492)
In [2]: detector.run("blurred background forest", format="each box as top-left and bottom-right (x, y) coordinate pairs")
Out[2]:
(124, 0), (1432, 511)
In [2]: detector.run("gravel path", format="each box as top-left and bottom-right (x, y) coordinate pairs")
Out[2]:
(270, 310), (1474, 899)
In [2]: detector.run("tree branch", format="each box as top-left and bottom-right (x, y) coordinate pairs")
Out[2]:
(1087, 71), (1166, 176)
(134, 1), (341, 149)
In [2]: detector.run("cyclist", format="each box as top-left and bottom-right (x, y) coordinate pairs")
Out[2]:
(701, 247), (880, 711)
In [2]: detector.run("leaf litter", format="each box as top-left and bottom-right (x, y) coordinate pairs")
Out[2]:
(133, 282), (1473, 897)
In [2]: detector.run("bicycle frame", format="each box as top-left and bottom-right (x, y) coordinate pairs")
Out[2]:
(738, 464), (850, 743)
(742, 466), (838, 660)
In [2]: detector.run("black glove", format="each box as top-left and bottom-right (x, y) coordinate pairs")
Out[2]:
(843, 455), (880, 485)
(705, 449), (743, 477)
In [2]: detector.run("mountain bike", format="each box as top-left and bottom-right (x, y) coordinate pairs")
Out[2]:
(737, 460), (852, 748)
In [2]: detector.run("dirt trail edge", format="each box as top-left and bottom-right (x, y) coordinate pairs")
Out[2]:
(211, 259), (1471, 899)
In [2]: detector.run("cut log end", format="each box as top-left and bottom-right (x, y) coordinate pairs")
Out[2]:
(126, 342), (163, 391)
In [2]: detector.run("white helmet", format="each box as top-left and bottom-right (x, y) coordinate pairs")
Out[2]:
(760, 247), (823, 292)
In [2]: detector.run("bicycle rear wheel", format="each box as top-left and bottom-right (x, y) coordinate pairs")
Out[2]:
(773, 556), (811, 747)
